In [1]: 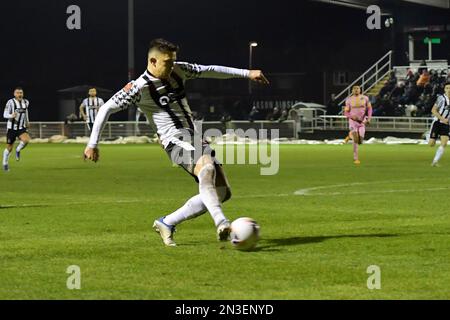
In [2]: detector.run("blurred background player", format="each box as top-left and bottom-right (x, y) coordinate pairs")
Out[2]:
(84, 38), (269, 246)
(429, 82), (450, 167)
(79, 87), (104, 132)
(3, 87), (31, 172)
(344, 85), (372, 165)
(135, 106), (150, 135)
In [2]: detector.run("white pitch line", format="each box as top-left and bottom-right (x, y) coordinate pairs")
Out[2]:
(293, 178), (439, 196)
(301, 187), (450, 196)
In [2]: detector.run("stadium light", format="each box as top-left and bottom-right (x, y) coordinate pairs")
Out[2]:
(249, 41), (258, 94)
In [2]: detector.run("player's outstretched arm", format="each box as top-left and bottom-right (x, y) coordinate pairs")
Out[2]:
(84, 100), (121, 162)
(176, 62), (268, 85)
(248, 70), (269, 85)
(84, 80), (143, 162)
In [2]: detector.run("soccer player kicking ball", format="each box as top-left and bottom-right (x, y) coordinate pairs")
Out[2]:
(344, 85), (372, 165)
(3, 87), (31, 172)
(429, 82), (450, 167)
(83, 38), (269, 246)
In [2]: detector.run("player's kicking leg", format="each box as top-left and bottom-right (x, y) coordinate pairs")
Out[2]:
(431, 135), (448, 167)
(153, 156), (232, 246)
(16, 132), (31, 161)
(194, 154), (232, 241)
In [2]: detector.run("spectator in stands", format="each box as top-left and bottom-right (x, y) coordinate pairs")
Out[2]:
(418, 60), (427, 75)
(390, 81), (405, 104)
(372, 65), (448, 118)
(326, 94), (341, 115)
(417, 70), (430, 88)
(248, 106), (260, 122)
(405, 69), (415, 82)
(379, 71), (397, 98)
(220, 112), (231, 124)
(266, 106), (281, 121)
(278, 107), (288, 122)
(400, 81), (418, 105)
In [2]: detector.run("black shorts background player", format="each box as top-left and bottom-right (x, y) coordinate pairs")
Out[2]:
(2, 87), (31, 172)
(429, 82), (450, 167)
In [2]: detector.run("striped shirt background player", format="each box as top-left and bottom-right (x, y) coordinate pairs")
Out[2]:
(79, 87), (105, 131)
(429, 82), (450, 167)
(83, 38), (269, 246)
(344, 85), (372, 165)
(135, 107), (150, 135)
(2, 87), (31, 172)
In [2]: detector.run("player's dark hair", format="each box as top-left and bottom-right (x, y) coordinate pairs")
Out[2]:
(444, 82), (450, 88)
(14, 86), (23, 91)
(148, 38), (179, 54)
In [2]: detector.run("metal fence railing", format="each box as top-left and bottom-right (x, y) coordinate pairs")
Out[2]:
(25, 121), (156, 139)
(4, 117), (433, 142)
(334, 50), (393, 106)
(320, 116), (433, 133)
(22, 120), (297, 140)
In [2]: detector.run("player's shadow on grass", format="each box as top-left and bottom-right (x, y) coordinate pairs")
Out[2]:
(256, 233), (398, 251)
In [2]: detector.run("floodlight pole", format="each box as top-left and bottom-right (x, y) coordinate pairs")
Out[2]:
(128, 0), (135, 82)
(428, 41), (432, 61)
(128, 0), (135, 121)
(248, 42), (258, 95)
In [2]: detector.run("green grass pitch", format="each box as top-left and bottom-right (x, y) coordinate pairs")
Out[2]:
(1, 143), (449, 299)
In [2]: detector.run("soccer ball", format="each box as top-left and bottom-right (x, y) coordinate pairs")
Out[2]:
(230, 217), (260, 251)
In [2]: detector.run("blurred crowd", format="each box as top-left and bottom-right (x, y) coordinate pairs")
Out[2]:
(371, 67), (449, 117)
(327, 65), (450, 117)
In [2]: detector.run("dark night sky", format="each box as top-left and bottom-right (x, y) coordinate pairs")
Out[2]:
(0, 0), (448, 120)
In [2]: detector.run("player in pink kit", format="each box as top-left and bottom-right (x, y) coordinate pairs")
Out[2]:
(344, 85), (372, 164)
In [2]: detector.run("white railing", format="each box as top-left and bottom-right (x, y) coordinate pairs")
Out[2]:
(25, 121), (156, 140)
(335, 50), (393, 106)
(21, 120), (298, 140)
(5, 117), (434, 142)
(320, 115), (433, 133)
(199, 120), (297, 138)
(288, 106), (327, 133)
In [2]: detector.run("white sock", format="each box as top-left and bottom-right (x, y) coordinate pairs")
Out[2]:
(163, 194), (206, 226)
(16, 141), (27, 152)
(198, 164), (227, 227)
(3, 149), (11, 166)
(433, 146), (445, 163)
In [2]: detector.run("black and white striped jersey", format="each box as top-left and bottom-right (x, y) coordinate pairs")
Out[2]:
(87, 62), (249, 149)
(3, 98), (30, 130)
(82, 97), (104, 123)
(433, 94), (450, 123)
